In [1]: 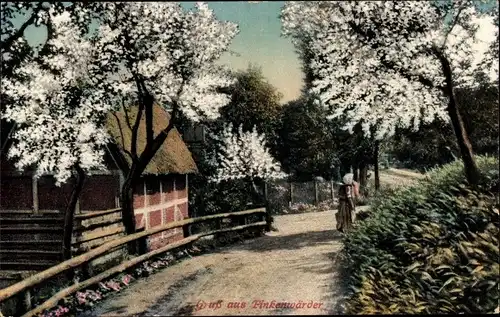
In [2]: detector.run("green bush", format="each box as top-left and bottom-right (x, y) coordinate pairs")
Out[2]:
(342, 156), (499, 314)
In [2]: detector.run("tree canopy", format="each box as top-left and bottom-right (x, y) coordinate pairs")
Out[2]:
(281, 0), (498, 184)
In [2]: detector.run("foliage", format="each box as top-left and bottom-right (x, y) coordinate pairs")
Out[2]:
(1, 2), (104, 151)
(183, 135), (263, 218)
(283, 35), (379, 182)
(281, 1), (498, 140)
(277, 96), (340, 180)
(342, 156), (499, 314)
(188, 178), (258, 217)
(91, 2), (238, 121)
(219, 65), (283, 151)
(389, 121), (459, 171)
(1, 2), (100, 74)
(456, 82), (499, 155)
(389, 80), (499, 171)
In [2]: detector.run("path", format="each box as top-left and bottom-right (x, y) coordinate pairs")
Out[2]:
(79, 209), (364, 316)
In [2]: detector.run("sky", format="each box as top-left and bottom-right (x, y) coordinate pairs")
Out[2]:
(184, 1), (304, 103)
(17, 1), (304, 104)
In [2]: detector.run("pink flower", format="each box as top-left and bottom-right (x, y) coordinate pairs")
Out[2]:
(77, 297), (87, 305)
(122, 274), (132, 285)
(106, 280), (121, 291)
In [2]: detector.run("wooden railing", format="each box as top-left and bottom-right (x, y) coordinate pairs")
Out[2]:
(0, 208), (268, 317)
(73, 208), (126, 252)
(72, 208), (127, 270)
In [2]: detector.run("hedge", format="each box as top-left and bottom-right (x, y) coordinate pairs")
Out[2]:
(342, 156), (499, 314)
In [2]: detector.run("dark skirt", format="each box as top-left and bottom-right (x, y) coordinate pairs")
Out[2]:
(336, 199), (353, 233)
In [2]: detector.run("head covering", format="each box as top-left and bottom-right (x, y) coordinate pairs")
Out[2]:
(342, 173), (354, 185)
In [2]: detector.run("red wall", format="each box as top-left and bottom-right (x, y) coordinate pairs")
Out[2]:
(0, 165), (190, 252)
(0, 175), (32, 210)
(136, 174), (189, 251)
(38, 176), (75, 210)
(80, 175), (120, 211)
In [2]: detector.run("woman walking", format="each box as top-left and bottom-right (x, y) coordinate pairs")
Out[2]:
(336, 173), (358, 233)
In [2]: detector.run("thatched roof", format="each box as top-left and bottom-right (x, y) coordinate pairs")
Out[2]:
(106, 104), (198, 175)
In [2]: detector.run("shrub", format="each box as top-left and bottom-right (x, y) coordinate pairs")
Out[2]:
(342, 156), (499, 314)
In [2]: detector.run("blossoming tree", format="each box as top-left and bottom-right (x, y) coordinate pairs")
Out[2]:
(90, 2), (239, 239)
(2, 8), (113, 259)
(210, 123), (286, 184)
(281, 0), (498, 185)
(1, 2), (102, 155)
(2, 2), (240, 256)
(210, 123), (286, 231)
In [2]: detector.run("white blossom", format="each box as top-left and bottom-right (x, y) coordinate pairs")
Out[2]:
(2, 2), (239, 185)
(93, 2), (239, 121)
(281, 1), (498, 140)
(2, 8), (111, 185)
(210, 124), (287, 183)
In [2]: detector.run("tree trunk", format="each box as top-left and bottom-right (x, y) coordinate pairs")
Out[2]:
(434, 47), (481, 185)
(120, 177), (136, 234)
(353, 165), (359, 182)
(120, 163), (145, 254)
(118, 100), (178, 245)
(62, 165), (86, 261)
(359, 162), (368, 196)
(120, 172), (139, 254)
(374, 142), (380, 191)
(446, 97), (480, 184)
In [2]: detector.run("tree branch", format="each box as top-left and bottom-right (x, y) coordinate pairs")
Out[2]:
(1, 2), (44, 53)
(130, 100), (144, 158)
(112, 112), (136, 162)
(36, 16), (55, 58)
(122, 99), (133, 132)
(441, 5), (465, 51)
(431, 45), (454, 97)
(135, 100), (179, 176)
(139, 80), (154, 145)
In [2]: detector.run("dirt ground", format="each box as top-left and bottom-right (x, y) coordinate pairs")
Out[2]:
(79, 209), (366, 316)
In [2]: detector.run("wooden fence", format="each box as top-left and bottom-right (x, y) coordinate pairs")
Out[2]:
(72, 208), (127, 270)
(266, 179), (339, 213)
(0, 208), (268, 317)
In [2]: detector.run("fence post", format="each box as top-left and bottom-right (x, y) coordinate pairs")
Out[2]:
(23, 290), (32, 314)
(137, 227), (148, 255)
(182, 223), (191, 238)
(264, 182), (272, 232)
(314, 179), (319, 206)
(15, 290), (32, 315)
(330, 180), (335, 202)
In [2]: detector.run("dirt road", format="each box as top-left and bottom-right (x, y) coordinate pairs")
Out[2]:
(80, 210), (356, 316)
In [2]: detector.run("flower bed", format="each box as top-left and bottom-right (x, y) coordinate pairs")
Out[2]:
(36, 229), (262, 317)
